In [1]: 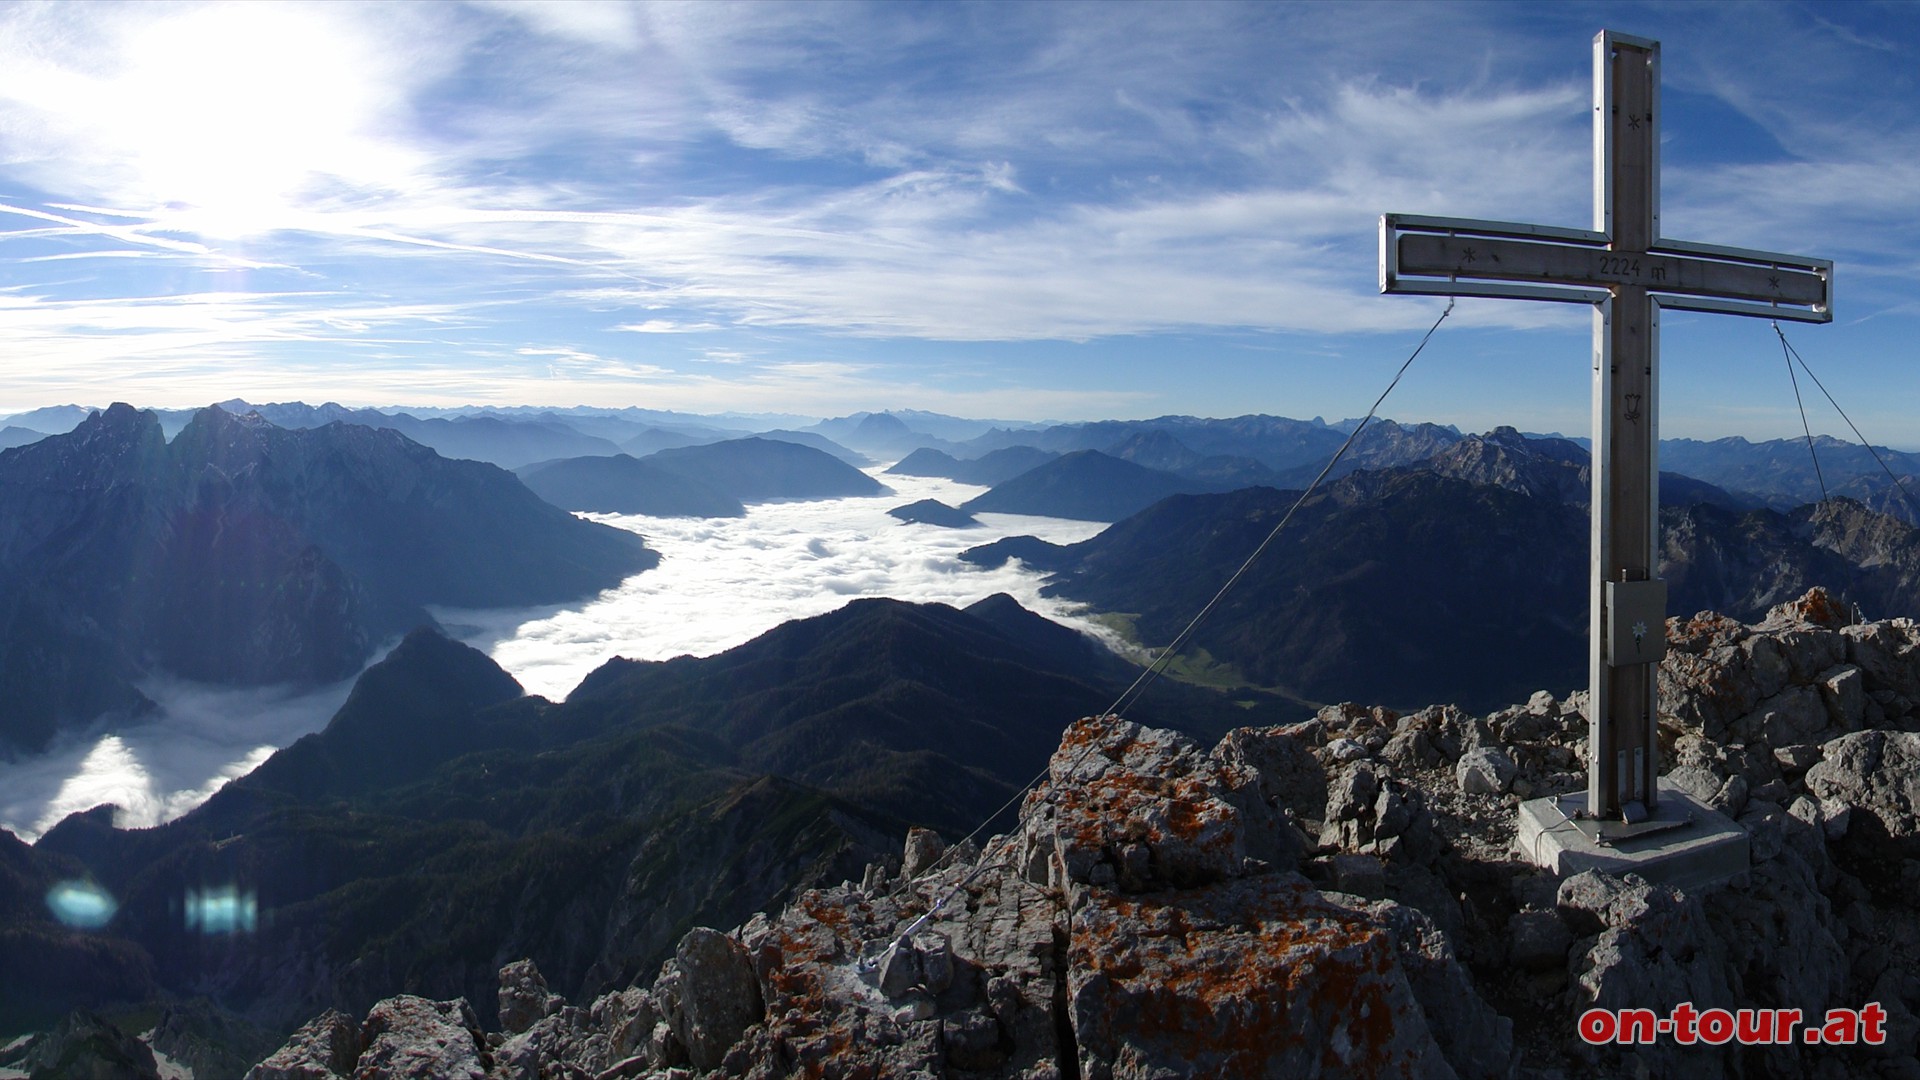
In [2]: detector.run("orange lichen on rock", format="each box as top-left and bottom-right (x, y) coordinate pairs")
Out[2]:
(1764, 585), (1850, 630)
(1067, 875), (1447, 1079)
(1032, 715), (1256, 895)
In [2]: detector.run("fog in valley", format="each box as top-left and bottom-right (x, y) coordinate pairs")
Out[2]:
(0, 469), (1113, 841)
(441, 471), (1116, 700)
(0, 672), (365, 842)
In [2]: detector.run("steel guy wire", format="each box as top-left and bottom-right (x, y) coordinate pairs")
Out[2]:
(871, 298), (1456, 936)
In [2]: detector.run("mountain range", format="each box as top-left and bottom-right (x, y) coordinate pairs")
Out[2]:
(0, 593), (1254, 1037)
(0, 405), (652, 756)
(963, 429), (1920, 712)
(8, 402), (1914, 518)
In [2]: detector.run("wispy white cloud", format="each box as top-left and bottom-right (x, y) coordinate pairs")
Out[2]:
(615, 319), (722, 334)
(0, 1), (1913, 430)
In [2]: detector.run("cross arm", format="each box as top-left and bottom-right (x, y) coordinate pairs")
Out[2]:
(1381, 213), (1832, 322)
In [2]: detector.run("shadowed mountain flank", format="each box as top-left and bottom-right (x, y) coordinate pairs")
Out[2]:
(0, 405), (653, 755)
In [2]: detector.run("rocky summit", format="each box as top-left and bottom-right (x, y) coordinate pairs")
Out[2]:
(218, 587), (1920, 1080)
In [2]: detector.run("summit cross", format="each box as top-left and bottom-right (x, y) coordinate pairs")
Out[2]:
(1379, 30), (1832, 823)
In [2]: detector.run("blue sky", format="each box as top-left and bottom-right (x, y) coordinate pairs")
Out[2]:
(1, 1), (1916, 442)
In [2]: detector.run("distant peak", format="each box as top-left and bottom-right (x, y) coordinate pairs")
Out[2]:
(76, 402), (162, 441)
(96, 401), (148, 426)
(854, 412), (913, 434)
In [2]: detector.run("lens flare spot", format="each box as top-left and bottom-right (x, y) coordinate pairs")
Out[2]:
(46, 880), (118, 929)
(184, 885), (258, 934)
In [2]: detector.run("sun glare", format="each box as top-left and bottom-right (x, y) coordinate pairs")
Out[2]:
(79, 4), (422, 234)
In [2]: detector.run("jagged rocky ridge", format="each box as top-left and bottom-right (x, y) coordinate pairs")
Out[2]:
(963, 430), (1920, 714)
(0, 404), (655, 755)
(226, 587), (1920, 1079)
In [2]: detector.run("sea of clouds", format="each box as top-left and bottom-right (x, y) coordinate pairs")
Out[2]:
(437, 471), (1117, 699)
(0, 469), (1113, 841)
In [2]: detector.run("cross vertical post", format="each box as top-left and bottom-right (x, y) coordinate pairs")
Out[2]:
(1592, 33), (1660, 819)
(1378, 30), (1832, 825)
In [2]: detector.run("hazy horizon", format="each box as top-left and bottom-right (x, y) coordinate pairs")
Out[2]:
(6, 398), (1914, 453)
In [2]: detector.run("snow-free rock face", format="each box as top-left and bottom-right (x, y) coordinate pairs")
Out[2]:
(240, 1009), (358, 1079)
(247, 587), (1920, 1079)
(251, 714), (1503, 1079)
(1805, 730), (1920, 859)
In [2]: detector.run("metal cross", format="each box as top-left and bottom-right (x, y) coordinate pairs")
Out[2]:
(1379, 30), (1832, 820)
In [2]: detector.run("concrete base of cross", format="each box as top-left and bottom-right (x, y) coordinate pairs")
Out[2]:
(1514, 778), (1750, 894)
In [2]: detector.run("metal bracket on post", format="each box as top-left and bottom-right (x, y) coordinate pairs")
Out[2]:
(1604, 578), (1667, 666)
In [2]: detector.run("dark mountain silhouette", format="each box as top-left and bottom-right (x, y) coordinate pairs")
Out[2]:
(619, 425), (713, 457)
(956, 415), (1462, 480)
(0, 405), (94, 434)
(748, 430), (870, 466)
(0, 427), (46, 452)
(191, 401), (628, 469)
(4, 596), (1257, 1037)
(968, 473), (1590, 710)
(640, 437), (886, 502)
(0, 405), (653, 755)
(886, 447), (964, 477)
(964, 448), (1920, 712)
(1105, 430), (1285, 490)
(958, 450), (1205, 521)
(1662, 434), (1920, 512)
(516, 454), (746, 517)
(888, 499), (978, 527)
(1427, 427), (1760, 510)
(807, 412), (957, 459)
(887, 445), (1061, 487)
(372, 413), (622, 469)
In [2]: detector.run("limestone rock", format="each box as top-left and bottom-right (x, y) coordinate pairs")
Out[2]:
(355, 996), (488, 1080)
(1704, 852), (1846, 1022)
(1339, 895), (1515, 1079)
(1664, 763), (1723, 803)
(1329, 852), (1387, 899)
(902, 826), (947, 878)
(1562, 873), (1736, 1078)
(1818, 663), (1868, 731)
(1455, 746), (1516, 795)
(914, 930), (954, 995)
(1738, 799), (1787, 863)
(244, 1009), (360, 1080)
(1842, 621), (1920, 700)
(1324, 764), (1378, 824)
(1326, 736), (1369, 762)
(657, 927), (762, 1072)
(491, 989), (653, 1080)
(1761, 586), (1851, 631)
(496, 959), (564, 1037)
(1381, 727), (1440, 770)
(1736, 684), (1830, 745)
(1068, 874), (1456, 1080)
(1804, 729), (1920, 858)
(877, 939), (920, 999)
(1211, 725), (1326, 820)
(250, 591), (1920, 1080)
(1506, 909), (1574, 972)
(1022, 717), (1251, 898)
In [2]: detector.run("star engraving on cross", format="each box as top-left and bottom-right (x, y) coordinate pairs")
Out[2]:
(1378, 30), (1832, 822)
